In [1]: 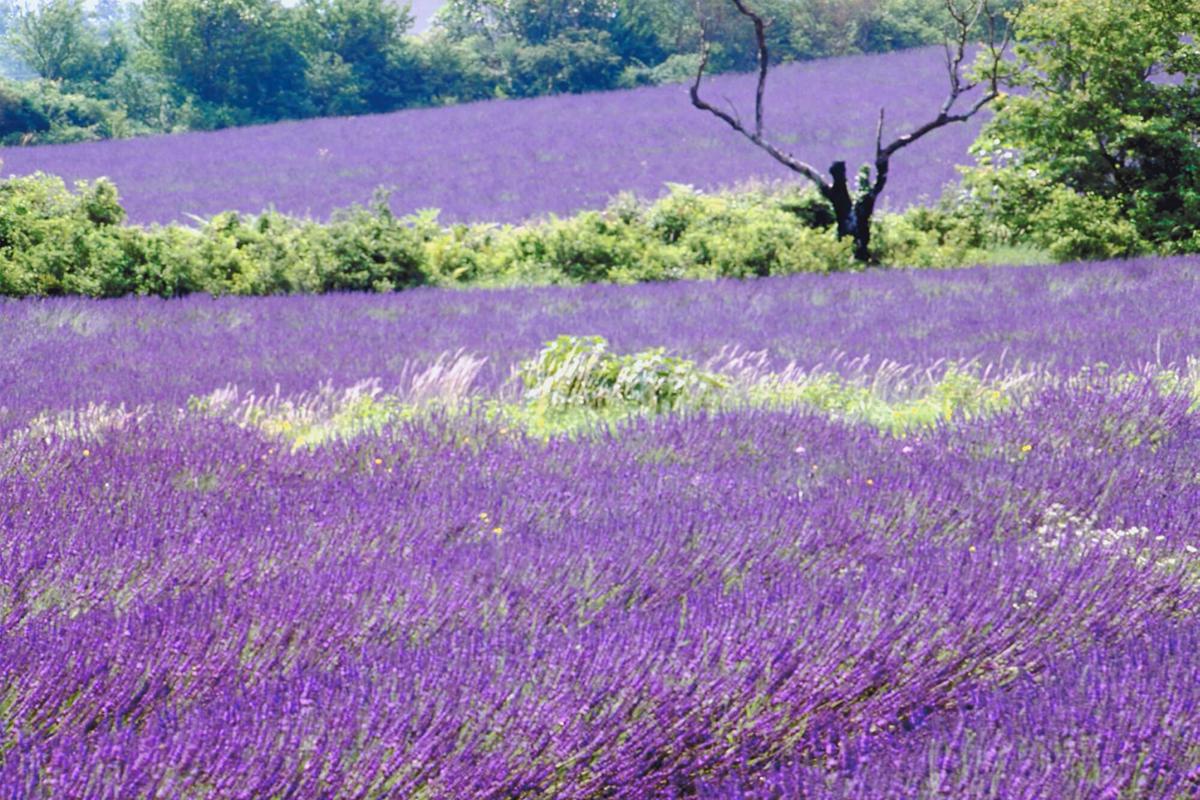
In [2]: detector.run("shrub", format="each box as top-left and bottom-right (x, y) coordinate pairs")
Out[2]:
(518, 335), (729, 413)
(313, 200), (427, 293)
(0, 171), (1167, 299)
(0, 79), (132, 145)
(874, 203), (991, 268)
(0, 173), (133, 296)
(961, 168), (1146, 262)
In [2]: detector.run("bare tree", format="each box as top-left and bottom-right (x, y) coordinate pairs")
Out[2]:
(691, 0), (1017, 262)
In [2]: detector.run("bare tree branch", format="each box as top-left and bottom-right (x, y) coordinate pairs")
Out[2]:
(730, 0), (768, 138)
(690, 2), (830, 190)
(872, 0), (1019, 195)
(689, 0), (1021, 261)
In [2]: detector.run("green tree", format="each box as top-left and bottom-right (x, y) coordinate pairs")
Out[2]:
(0, 79), (51, 138)
(295, 0), (415, 111)
(409, 33), (499, 105)
(437, 0), (617, 45)
(435, 0), (630, 94)
(136, 0), (307, 117)
(968, 0), (1200, 251)
(503, 28), (622, 96)
(7, 0), (101, 81)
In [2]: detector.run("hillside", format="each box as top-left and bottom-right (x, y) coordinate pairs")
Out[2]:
(4, 257), (1198, 422)
(5, 255), (1200, 796)
(0, 47), (986, 225)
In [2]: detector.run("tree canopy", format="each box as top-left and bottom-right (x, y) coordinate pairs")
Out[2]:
(969, 0), (1200, 252)
(9, 0), (102, 82)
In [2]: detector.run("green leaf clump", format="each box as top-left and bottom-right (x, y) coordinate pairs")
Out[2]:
(518, 334), (729, 413)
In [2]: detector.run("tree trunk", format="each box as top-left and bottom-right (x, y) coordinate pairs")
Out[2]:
(821, 161), (875, 263)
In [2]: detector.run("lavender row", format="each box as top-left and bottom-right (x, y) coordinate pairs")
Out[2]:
(4, 256), (1200, 429)
(0, 47), (981, 226)
(2, 380), (1197, 797)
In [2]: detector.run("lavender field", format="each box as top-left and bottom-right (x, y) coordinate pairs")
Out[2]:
(4, 256), (1200, 428)
(3, 256), (1200, 797)
(0, 47), (982, 226)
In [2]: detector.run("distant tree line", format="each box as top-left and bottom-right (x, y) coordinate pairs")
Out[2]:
(0, 0), (1018, 145)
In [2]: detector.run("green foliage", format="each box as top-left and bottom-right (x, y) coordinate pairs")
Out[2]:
(965, 0), (1200, 253)
(518, 335), (729, 413)
(172, 198), (426, 294)
(0, 79), (51, 140)
(747, 364), (1024, 435)
(7, 0), (102, 82)
(494, 211), (667, 284)
(316, 198), (427, 292)
(873, 203), (991, 268)
(418, 184), (859, 285)
(0, 172), (1160, 300)
(501, 29), (622, 97)
(0, 174), (426, 296)
(293, 0), (417, 111)
(0, 173), (134, 296)
(136, 0), (308, 116)
(665, 186), (855, 277)
(0, 76), (134, 144)
(961, 168), (1146, 262)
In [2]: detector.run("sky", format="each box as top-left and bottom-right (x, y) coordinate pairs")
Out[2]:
(406, 0), (444, 32)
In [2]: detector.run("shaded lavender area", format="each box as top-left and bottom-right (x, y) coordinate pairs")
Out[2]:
(3, 256), (1200, 427)
(0, 47), (984, 225)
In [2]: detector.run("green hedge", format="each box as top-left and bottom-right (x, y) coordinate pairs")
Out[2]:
(0, 173), (1156, 298)
(0, 177), (865, 297)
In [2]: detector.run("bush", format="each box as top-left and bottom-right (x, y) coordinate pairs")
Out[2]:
(642, 184), (855, 277)
(0, 171), (1161, 300)
(518, 334), (728, 413)
(416, 184), (856, 289)
(0, 173), (133, 296)
(316, 198), (427, 292)
(961, 168), (1146, 262)
(874, 203), (991, 268)
(0, 79), (132, 145)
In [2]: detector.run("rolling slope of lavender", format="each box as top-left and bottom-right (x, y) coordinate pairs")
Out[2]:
(0, 47), (984, 226)
(3, 255), (1199, 429)
(3, 334), (1200, 796)
(5, 257), (1200, 797)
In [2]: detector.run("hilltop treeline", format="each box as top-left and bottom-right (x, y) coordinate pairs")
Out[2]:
(0, 0), (1017, 145)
